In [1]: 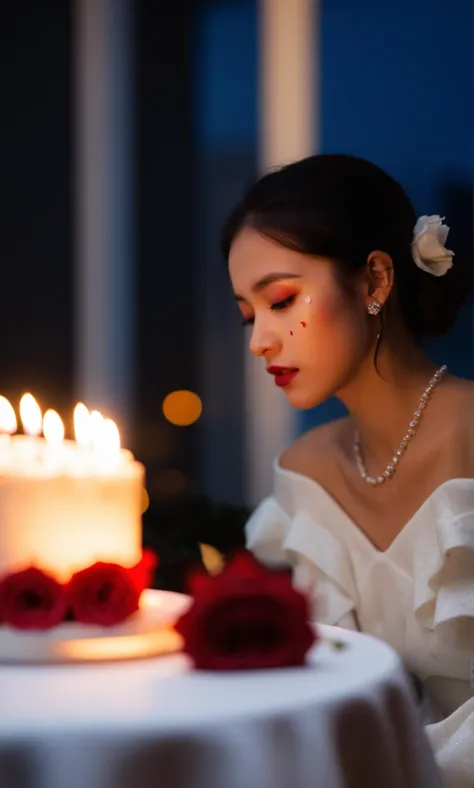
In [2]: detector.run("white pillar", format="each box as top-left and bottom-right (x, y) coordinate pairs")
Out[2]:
(246, 0), (318, 505)
(74, 0), (134, 437)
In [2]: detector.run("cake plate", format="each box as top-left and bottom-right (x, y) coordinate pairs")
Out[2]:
(0, 589), (191, 664)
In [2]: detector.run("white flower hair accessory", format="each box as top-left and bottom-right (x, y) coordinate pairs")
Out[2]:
(412, 215), (454, 277)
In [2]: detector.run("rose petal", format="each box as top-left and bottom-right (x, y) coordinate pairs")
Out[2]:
(221, 551), (268, 582)
(416, 232), (449, 262)
(128, 549), (159, 593)
(187, 569), (213, 597)
(0, 567), (67, 630)
(67, 562), (140, 626)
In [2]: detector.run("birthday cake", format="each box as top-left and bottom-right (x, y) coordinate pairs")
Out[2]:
(0, 393), (172, 647)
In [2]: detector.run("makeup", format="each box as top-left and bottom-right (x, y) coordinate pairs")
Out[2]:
(267, 367), (299, 388)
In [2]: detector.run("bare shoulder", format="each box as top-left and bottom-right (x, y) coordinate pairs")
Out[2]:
(278, 417), (350, 480)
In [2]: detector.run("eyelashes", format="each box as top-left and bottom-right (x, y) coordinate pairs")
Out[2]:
(270, 295), (296, 312)
(241, 295), (296, 326)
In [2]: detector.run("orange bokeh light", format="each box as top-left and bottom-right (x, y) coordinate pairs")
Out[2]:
(162, 390), (202, 427)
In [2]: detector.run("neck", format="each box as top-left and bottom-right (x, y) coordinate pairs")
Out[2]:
(337, 340), (442, 464)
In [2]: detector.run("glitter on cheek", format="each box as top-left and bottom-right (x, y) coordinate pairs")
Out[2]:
(304, 296), (312, 304)
(300, 321), (306, 328)
(289, 330), (293, 336)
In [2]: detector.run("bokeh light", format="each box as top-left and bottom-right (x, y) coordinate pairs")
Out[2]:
(141, 488), (150, 513)
(162, 390), (202, 426)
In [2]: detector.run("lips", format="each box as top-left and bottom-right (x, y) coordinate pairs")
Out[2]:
(267, 366), (299, 388)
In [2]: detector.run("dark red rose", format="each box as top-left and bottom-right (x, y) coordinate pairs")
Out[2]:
(67, 562), (140, 626)
(0, 567), (67, 630)
(175, 551), (316, 670)
(127, 549), (159, 593)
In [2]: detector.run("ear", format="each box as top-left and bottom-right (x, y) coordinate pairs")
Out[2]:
(364, 251), (394, 308)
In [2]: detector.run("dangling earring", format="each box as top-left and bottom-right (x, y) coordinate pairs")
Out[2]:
(367, 299), (382, 316)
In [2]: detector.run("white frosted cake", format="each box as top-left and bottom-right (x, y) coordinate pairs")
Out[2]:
(0, 396), (151, 631)
(0, 395), (189, 662)
(0, 437), (144, 583)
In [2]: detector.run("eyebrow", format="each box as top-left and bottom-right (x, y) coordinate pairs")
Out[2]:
(234, 273), (302, 302)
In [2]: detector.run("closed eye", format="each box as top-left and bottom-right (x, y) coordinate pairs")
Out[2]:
(240, 295), (296, 327)
(270, 295), (296, 312)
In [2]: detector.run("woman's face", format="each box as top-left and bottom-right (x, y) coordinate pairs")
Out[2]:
(229, 228), (372, 409)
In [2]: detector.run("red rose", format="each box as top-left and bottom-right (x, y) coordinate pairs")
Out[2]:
(0, 567), (67, 630)
(127, 548), (159, 593)
(175, 551), (316, 670)
(67, 562), (140, 626)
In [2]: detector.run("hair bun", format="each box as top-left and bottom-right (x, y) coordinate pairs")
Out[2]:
(401, 256), (472, 339)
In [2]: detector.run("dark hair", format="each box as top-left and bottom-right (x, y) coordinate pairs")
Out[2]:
(221, 154), (472, 344)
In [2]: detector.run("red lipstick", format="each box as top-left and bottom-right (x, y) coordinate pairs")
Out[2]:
(267, 366), (299, 387)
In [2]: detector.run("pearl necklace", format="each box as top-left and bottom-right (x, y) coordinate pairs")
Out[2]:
(353, 365), (448, 486)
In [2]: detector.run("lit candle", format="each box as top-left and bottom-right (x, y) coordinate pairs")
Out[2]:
(90, 409), (104, 442)
(0, 396), (17, 463)
(94, 416), (121, 472)
(43, 409), (65, 468)
(0, 395), (17, 438)
(74, 403), (92, 449)
(18, 393), (43, 464)
(20, 393), (42, 437)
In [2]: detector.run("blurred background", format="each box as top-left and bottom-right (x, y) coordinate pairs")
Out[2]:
(1, 0), (472, 587)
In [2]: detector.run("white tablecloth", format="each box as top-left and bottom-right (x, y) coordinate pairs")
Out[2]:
(0, 624), (444, 788)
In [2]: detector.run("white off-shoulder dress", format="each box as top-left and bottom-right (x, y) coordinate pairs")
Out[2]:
(246, 459), (474, 788)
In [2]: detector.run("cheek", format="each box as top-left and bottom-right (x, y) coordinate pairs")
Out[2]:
(304, 292), (366, 350)
(310, 290), (349, 330)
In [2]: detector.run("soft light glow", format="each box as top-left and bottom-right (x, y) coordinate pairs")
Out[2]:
(93, 416), (120, 468)
(19, 393), (42, 437)
(74, 403), (92, 448)
(162, 390), (203, 426)
(141, 488), (150, 513)
(55, 628), (182, 661)
(89, 410), (105, 453)
(0, 396), (17, 435)
(43, 409), (65, 445)
(102, 418), (120, 452)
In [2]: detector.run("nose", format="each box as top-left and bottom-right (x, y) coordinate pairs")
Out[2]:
(249, 321), (281, 358)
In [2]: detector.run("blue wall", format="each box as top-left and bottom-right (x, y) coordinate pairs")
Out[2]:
(195, 0), (257, 152)
(194, 0), (258, 502)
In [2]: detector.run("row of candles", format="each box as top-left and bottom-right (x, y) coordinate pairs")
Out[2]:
(0, 393), (122, 471)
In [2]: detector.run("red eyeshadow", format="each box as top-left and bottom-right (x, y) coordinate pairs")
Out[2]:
(267, 286), (298, 304)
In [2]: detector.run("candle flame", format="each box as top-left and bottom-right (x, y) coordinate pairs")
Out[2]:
(0, 396), (17, 435)
(103, 418), (121, 452)
(20, 393), (42, 437)
(43, 409), (65, 444)
(74, 403), (92, 448)
(94, 417), (120, 468)
(90, 410), (104, 451)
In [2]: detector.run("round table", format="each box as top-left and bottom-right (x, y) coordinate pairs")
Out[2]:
(0, 624), (444, 788)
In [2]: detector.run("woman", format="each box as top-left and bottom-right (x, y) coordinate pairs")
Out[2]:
(222, 154), (474, 787)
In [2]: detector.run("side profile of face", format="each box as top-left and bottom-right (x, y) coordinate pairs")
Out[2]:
(229, 227), (374, 410)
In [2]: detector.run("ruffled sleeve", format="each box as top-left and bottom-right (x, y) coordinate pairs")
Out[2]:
(245, 496), (293, 567)
(410, 486), (474, 786)
(425, 698), (474, 788)
(245, 496), (358, 628)
(413, 504), (474, 629)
